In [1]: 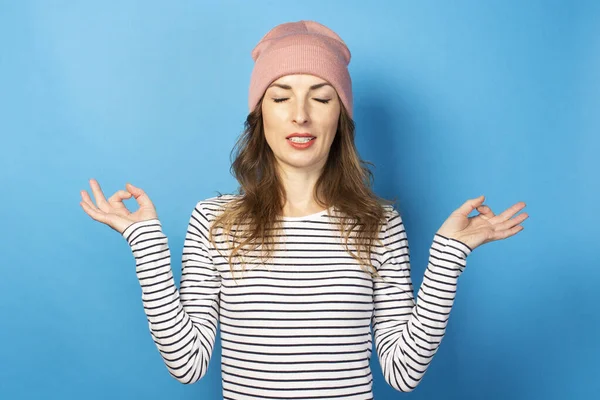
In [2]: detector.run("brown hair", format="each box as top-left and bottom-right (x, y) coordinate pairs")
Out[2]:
(208, 94), (396, 281)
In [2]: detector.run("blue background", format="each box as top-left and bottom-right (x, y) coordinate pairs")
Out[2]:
(1, 1), (598, 399)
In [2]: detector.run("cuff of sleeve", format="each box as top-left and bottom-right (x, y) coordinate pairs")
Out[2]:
(122, 219), (162, 246)
(431, 233), (472, 273)
(434, 233), (472, 256)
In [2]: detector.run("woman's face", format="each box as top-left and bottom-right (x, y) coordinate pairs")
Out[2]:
(261, 74), (341, 174)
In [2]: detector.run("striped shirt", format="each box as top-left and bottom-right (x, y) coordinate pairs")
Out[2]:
(122, 194), (472, 399)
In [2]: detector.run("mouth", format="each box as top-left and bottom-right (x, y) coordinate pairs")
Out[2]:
(287, 136), (317, 149)
(287, 136), (316, 144)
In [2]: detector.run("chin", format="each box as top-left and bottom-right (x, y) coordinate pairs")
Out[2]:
(280, 155), (326, 170)
(284, 160), (317, 169)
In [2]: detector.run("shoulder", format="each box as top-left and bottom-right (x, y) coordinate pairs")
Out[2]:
(381, 203), (402, 225)
(194, 193), (242, 220)
(378, 204), (406, 243)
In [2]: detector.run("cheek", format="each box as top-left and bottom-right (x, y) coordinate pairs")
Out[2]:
(261, 105), (276, 142)
(262, 104), (286, 131)
(322, 103), (340, 132)
(261, 114), (286, 151)
(323, 114), (340, 136)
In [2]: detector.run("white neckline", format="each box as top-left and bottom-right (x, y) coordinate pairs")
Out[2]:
(280, 206), (334, 221)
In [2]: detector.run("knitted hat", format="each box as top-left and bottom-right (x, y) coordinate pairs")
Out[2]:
(248, 20), (353, 118)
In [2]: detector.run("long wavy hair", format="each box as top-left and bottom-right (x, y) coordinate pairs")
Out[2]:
(208, 93), (396, 281)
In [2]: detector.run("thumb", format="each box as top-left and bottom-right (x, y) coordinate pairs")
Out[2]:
(456, 195), (485, 216)
(126, 183), (154, 207)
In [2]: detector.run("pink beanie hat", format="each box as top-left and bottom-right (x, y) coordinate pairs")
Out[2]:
(248, 20), (353, 118)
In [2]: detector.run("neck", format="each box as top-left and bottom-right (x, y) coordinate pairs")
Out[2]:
(277, 162), (327, 217)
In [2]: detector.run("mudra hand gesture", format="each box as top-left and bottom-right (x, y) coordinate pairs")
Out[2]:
(79, 178), (158, 234)
(436, 195), (528, 251)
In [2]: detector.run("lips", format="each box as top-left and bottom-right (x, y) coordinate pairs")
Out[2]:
(287, 136), (316, 149)
(286, 133), (315, 139)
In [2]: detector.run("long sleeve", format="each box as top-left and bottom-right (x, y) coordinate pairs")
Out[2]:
(372, 208), (472, 392)
(121, 202), (221, 384)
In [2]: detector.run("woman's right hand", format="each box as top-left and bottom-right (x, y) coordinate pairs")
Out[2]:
(80, 178), (158, 234)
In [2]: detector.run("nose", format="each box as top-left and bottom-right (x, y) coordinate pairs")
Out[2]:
(292, 99), (310, 125)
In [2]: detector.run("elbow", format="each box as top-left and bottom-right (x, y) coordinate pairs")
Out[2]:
(382, 363), (424, 393)
(167, 351), (209, 385)
(400, 384), (417, 393)
(168, 368), (198, 385)
(170, 368), (204, 385)
(382, 350), (428, 392)
(174, 376), (193, 385)
(387, 380), (418, 393)
(175, 377), (198, 385)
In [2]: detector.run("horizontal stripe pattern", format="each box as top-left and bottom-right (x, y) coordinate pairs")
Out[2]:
(122, 194), (472, 398)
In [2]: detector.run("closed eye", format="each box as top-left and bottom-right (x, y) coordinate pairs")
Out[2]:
(273, 98), (331, 104)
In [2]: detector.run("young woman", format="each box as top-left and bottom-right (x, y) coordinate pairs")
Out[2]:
(80, 20), (528, 399)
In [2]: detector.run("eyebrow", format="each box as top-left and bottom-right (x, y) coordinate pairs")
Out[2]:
(267, 82), (333, 91)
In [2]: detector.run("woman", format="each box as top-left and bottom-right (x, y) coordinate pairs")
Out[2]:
(80, 20), (528, 399)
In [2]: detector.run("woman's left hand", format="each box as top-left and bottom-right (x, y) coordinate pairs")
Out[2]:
(436, 195), (528, 251)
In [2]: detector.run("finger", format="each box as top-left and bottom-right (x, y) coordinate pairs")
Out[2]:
(492, 224), (524, 241)
(80, 200), (109, 224)
(108, 190), (132, 204)
(476, 204), (495, 219)
(89, 179), (109, 207)
(126, 183), (155, 209)
(456, 195), (485, 217)
(494, 202), (527, 223)
(81, 190), (100, 211)
(494, 211), (529, 231)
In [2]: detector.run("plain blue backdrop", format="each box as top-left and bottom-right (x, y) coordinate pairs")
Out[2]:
(1, 1), (598, 399)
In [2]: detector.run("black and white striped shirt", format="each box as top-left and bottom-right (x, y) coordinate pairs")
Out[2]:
(122, 194), (472, 399)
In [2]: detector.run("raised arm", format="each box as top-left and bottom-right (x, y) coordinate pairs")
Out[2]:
(372, 208), (472, 392)
(122, 202), (221, 384)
